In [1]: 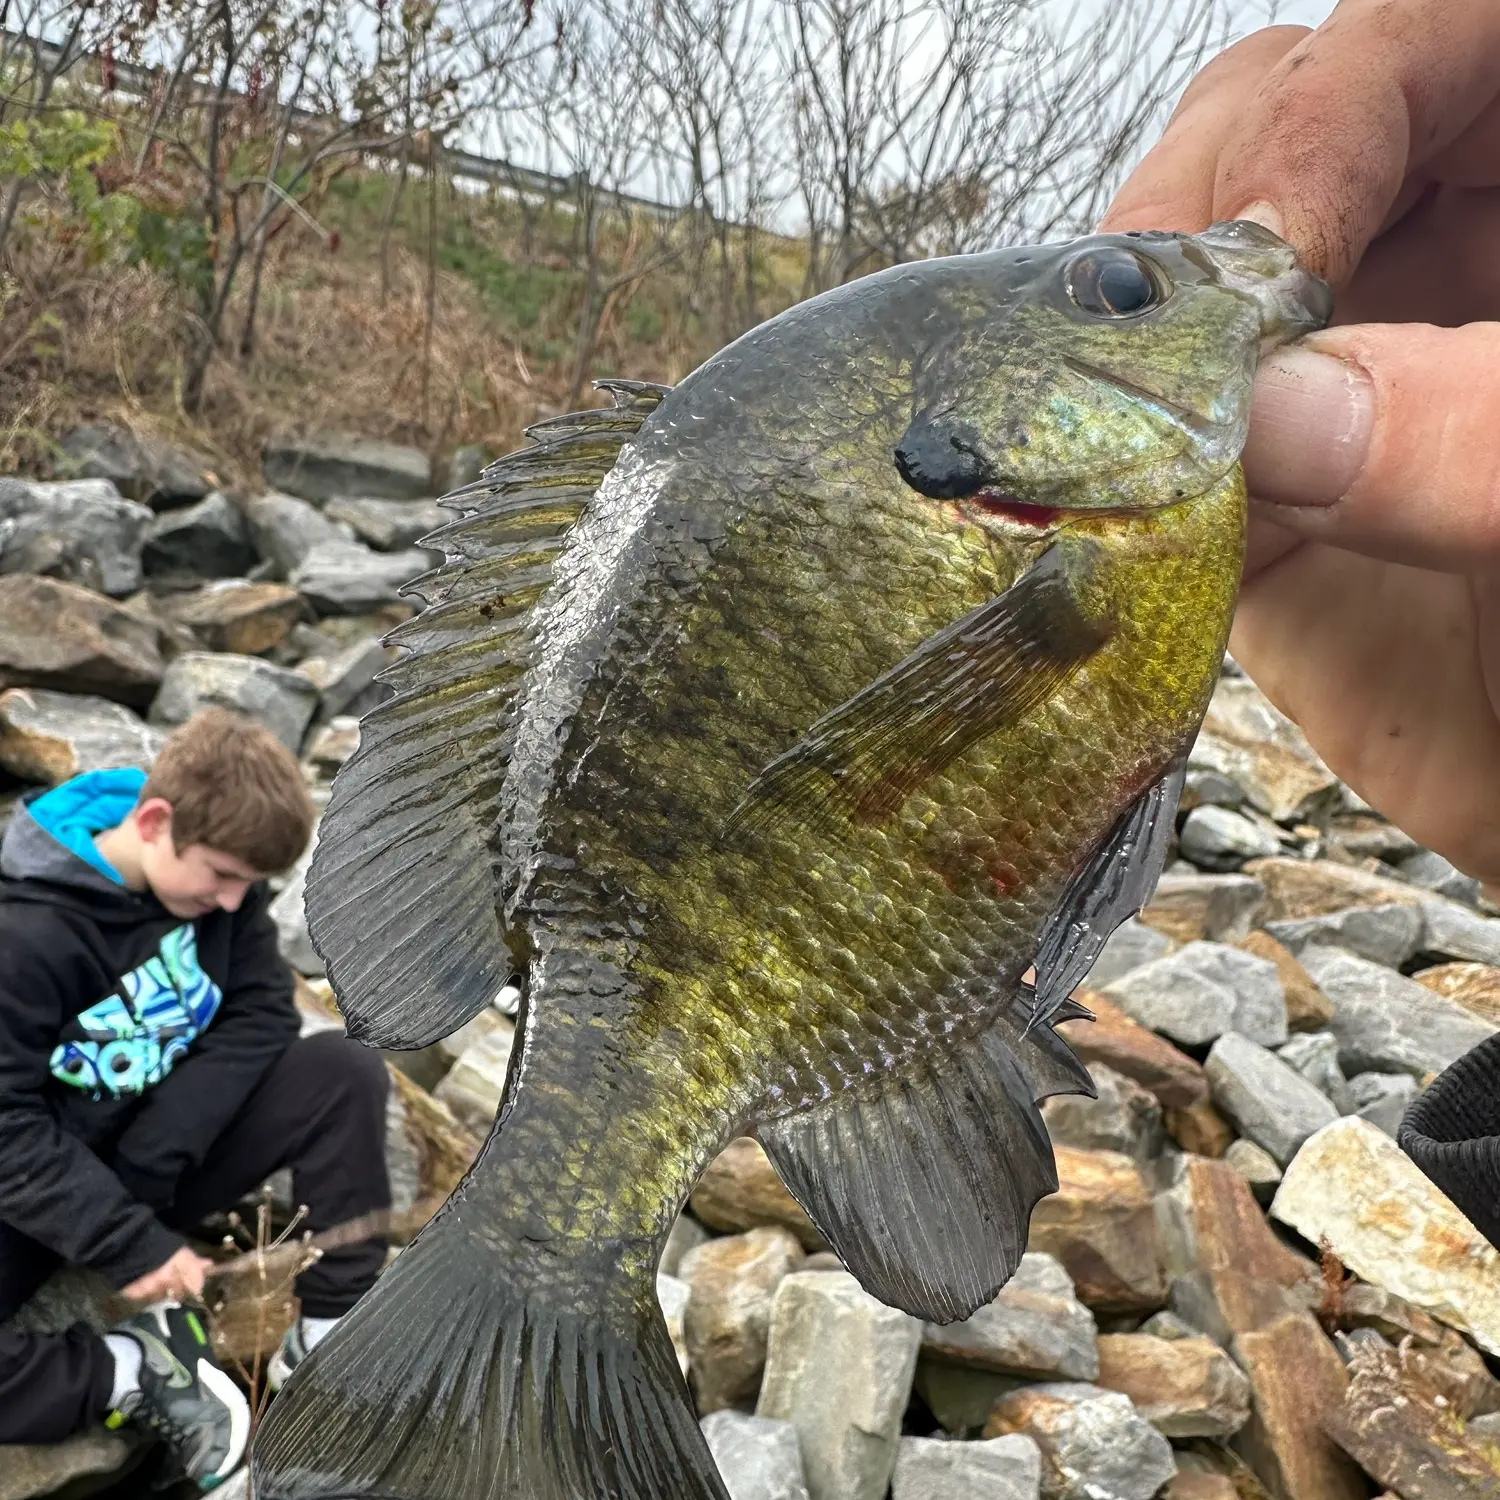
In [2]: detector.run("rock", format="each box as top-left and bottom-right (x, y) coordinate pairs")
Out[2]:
(1204, 1032), (1339, 1166)
(891, 1434), (1043, 1500)
(162, 580), (302, 655)
(1223, 1139), (1283, 1204)
(1102, 942), (1287, 1049)
(0, 477), (153, 596)
(0, 688), (165, 784)
(305, 716), (360, 773)
(432, 1019), (517, 1133)
(1230, 1311), (1367, 1500)
(0, 575), (164, 707)
(1138, 1310), (1200, 1340)
(1162, 1474), (1237, 1500)
(1179, 805), (1283, 871)
(325, 495), (449, 550)
(383, 1066), (481, 1217)
(1271, 1116), (1500, 1355)
(1041, 1063), (1164, 1163)
(1200, 679), (1344, 822)
(912, 1359), (1024, 1436)
(245, 491), (355, 576)
(149, 652), (320, 753)
(983, 1382), (1176, 1500)
(269, 835), (322, 975)
(1420, 899), (1500, 967)
(1093, 1332), (1251, 1437)
(1187, 726), (1337, 826)
(263, 429), (432, 502)
(702, 1411), (811, 1500)
(920, 1251), (1098, 1381)
(662, 1213), (711, 1278)
(756, 1271), (921, 1500)
(1276, 1031), (1355, 1114)
(1244, 855), (1422, 922)
(141, 491), (255, 579)
(0, 1427), (143, 1500)
(1059, 993), (1208, 1109)
(290, 540), (431, 615)
(1347, 1071), (1419, 1137)
(658, 1271), (691, 1377)
(1296, 946), (1495, 1080)
(1138, 872), (1266, 944)
(296, 635), (389, 720)
(1265, 903), (1426, 969)
(680, 1226), (805, 1413)
(1470, 1413), (1500, 1440)
(692, 1138), (825, 1251)
(1163, 1097), (1234, 1158)
(447, 443), (492, 492)
(1414, 962), (1500, 1026)
(1085, 917), (1174, 989)
(1026, 1147), (1166, 1314)
(1398, 848), (1483, 906)
(1234, 929), (1333, 1031)
(57, 420), (217, 506)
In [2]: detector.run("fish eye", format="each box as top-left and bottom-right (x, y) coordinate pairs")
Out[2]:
(1065, 248), (1166, 319)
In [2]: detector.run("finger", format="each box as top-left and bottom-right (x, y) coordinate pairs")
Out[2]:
(1100, 27), (1308, 234)
(1241, 321), (1500, 573)
(1211, 0), (1500, 283)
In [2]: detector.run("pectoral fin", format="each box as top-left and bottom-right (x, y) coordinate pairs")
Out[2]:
(728, 535), (1114, 834)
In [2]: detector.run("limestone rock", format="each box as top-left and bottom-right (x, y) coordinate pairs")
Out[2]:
(0, 688), (165, 784)
(290, 540), (432, 615)
(891, 1434), (1043, 1500)
(701, 1411), (811, 1500)
(1163, 1097), (1234, 1158)
(1223, 1139), (1282, 1204)
(1179, 805), (1282, 871)
(149, 651), (320, 753)
(692, 1138), (825, 1251)
(1271, 1116), (1500, 1355)
(1276, 1031), (1355, 1114)
(326, 495), (448, 550)
(1041, 1063), (1164, 1163)
(1094, 1332), (1251, 1437)
(1138, 872), (1266, 944)
(0, 476), (153, 595)
(1085, 917), (1174, 990)
(163, 580), (302, 655)
(432, 1019), (518, 1134)
(659, 1271), (691, 1377)
(246, 491), (355, 577)
(983, 1382), (1176, 1500)
(142, 490), (255, 579)
(757, 1271), (921, 1500)
(57, 420), (217, 506)
(680, 1226), (805, 1413)
(0, 1428), (143, 1500)
(1101, 941), (1287, 1049)
(0, 576), (163, 706)
(920, 1251), (1098, 1381)
(1413, 962), (1500, 1026)
(1027, 1146), (1166, 1313)
(263, 428), (432, 502)
(1205, 1032), (1339, 1166)
(1234, 929), (1333, 1031)
(1296, 946), (1495, 1080)
(1059, 993), (1208, 1109)
(1265, 903), (1426, 969)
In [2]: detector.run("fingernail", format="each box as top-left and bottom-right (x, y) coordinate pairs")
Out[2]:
(1243, 344), (1373, 506)
(1235, 200), (1285, 240)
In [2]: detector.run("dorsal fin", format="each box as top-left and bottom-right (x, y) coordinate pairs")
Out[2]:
(305, 379), (672, 1049)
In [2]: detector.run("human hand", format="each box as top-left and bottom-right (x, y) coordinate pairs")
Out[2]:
(1100, 0), (1500, 892)
(121, 1245), (213, 1305)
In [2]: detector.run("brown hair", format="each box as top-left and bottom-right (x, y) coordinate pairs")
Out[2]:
(141, 708), (316, 875)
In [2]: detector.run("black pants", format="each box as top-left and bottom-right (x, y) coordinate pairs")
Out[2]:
(0, 1031), (391, 1442)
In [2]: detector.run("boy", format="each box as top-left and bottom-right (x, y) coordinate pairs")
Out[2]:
(0, 707), (391, 1487)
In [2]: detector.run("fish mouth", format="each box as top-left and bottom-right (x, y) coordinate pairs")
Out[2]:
(1189, 219), (1334, 347)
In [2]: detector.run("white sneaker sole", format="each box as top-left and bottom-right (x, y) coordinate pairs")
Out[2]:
(195, 1358), (250, 1489)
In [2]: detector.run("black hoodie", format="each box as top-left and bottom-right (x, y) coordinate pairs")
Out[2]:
(0, 772), (300, 1287)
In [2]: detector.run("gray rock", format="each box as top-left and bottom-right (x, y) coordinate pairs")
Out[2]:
(757, 1271), (921, 1500)
(246, 491), (354, 577)
(701, 1411), (810, 1500)
(0, 1427), (144, 1500)
(1398, 848), (1483, 906)
(1179, 805), (1282, 871)
(263, 429), (431, 502)
(57, 421), (216, 507)
(297, 636), (389, 721)
(1276, 1030), (1355, 1114)
(384, 1075), (421, 1216)
(1347, 1071), (1419, 1138)
(1084, 918), (1173, 990)
(290, 540), (433, 615)
(433, 1020), (517, 1133)
(0, 477), (153, 596)
(1137, 1310), (1200, 1340)
(446, 444), (492, 492)
(269, 833), (322, 975)
(1182, 766), (1248, 811)
(304, 716), (359, 774)
(659, 1271), (691, 1377)
(1143, 871), (1267, 941)
(1419, 898), (1500, 966)
(661, 1213), (711, 1278)
(921, 1251), (1098, 1381)
(1205, 1031), (1339, 1166)
(325, 496), (448, 551)
(142, 490), (255, 579)
(891, 1434), (1042, 1500)
(0, 688), (166, 786)
(1468, 1412), (1500, 1441)
(1223, 1137), (1283, 1203)
(1265, 903), (1425, 969)
(149, 652), (320, 754)
(1041, 1064), (1164, 1164)
(1297, 945), (1496, 1080)
(1101, 941), (1287, 1048)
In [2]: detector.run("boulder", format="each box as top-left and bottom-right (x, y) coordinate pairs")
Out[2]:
(1040, 1062), (1164, 1163)
(0, 576), (163, 707)
(756, 1271), (921, 1500)
(1186, 727), (1338, 825)
(920, 1251), (1098, 1382)
(432, 1019), (518, 1134)
(1084, 918), (1174, 989)
(1414, 962), (1500, 1025)
(662, 1213), (712, 1279)
(1163, 1097), (1234, 1158)
(0, 477), (152, 596)
(1093, 1332), (1251, 1437)
(245, 491), (355, 577)
(296, 636), (389, 720)
(1271, 1116), (1500, 1355)
(263, 429), (432, 502)
(1398, 848), (1483, 906)
(1234, 929), (1334, 1031)
(290, 540), (432, 615)
(1101, 942), (1287, 1049)
(1276, 1030), (1355, 1114)
(57, 420), (217, 506)
(1137, 872), (1266, 944)
(700, 1411), (811, 1500)
(1222, 1138), (1283, 1205)
(141, 491), (256, 578)
(1204, 1032), (1339, 1167)
(162, 581), (302, 656)
(1420, 899), (1500, 967)
(1179, 805), (1282, 871)
(149, 652), (320, 753)
(1265, 903), (1426, 969)
(891, 1434), (1043, 1500)
(1244, 855), (1423, 922)
(325, 496), (448, 550)
(0, 688), (165, 785)
(692, 1138), (825, 1251)
(1346, 1071), (1418, 1137)
(1058, 992), (1208, 1109)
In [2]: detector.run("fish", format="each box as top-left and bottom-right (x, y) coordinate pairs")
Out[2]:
(252, 219), (1331, 1500)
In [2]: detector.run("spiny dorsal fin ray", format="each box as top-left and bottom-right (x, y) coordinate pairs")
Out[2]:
(305, 380), (672, 1050)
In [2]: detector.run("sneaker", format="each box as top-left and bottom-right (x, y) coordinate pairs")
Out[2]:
(265, 1317), (308, 1393)
(105, 1303), (249, 1490)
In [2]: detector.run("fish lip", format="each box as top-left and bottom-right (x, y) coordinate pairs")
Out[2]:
(1191, 219), (1335, 347)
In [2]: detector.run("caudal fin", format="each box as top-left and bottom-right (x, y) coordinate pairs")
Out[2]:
(251, 1212), (728, 1500)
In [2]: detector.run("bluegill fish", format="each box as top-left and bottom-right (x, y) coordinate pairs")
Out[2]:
(253, 221), (1330, 1500)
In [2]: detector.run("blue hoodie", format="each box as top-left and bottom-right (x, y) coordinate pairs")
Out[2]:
(22, 766), (146, 885)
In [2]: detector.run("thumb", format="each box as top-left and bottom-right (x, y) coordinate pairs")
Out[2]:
(1242, 322), (1500, 571)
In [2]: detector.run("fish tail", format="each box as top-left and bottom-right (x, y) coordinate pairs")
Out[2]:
(250, 1203), (728, 1500)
